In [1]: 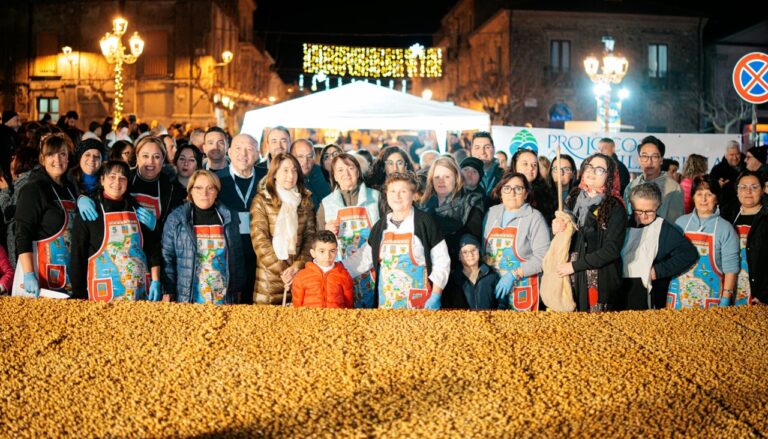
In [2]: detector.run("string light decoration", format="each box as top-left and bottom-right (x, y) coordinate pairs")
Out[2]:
(100, 17), (144, 129)
(303, 43), (442, 78)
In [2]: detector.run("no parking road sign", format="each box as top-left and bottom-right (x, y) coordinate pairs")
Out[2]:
(733, 52), (768, 104)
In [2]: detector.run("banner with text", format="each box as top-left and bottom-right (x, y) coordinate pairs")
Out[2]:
(491, 126), (741, 172)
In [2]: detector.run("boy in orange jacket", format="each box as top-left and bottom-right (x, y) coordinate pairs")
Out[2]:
(292, 230), (354, 308)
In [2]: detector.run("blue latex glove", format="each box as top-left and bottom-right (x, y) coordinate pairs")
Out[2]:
(148, 280), (162, 301)
(136, 207), (157, 231)
(77, 196), (98, 221)
(495, 272), (516, 299)
(424, 292), (441, 310)
(23, 272), (40, 298)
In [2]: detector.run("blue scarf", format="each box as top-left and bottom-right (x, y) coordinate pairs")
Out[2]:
(82, 173), (98, 193)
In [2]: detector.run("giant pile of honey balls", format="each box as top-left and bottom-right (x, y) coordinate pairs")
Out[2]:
(0, 297), (766, 437)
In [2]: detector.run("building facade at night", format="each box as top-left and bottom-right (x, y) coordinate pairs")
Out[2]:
(0, 0), (286, 133)
(422, 0), (708, 133)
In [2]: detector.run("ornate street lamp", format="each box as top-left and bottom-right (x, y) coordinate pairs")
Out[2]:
(100, 17), (144, 128)
(584, 37), (628, 132)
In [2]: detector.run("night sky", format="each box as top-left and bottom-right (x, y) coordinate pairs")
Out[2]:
(253, 0), (763, 84)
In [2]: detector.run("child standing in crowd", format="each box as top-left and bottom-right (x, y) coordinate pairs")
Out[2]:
(446, 234), (501, 310)
(291, 230), (354, 308)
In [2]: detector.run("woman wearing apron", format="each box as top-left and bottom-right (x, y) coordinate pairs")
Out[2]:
(129, 136), (186, 232)
(344, 172), (450, 310)
(483, 172), (550, 311)
(317, 153), (380, 308)
(162, 170), (244, 304)
(70, 161), (163, 302)
(729, 171), (768, 306)
(13, 133), (79, 297)
(670, 175), (740, 309)
(552, 153), (627, 312)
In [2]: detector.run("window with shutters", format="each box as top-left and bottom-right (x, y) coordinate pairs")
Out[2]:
(141, 30), (169, 77)
(550, 40), (570, 74)
(648, 44), (668, 78)
(35, 31), (58, 75)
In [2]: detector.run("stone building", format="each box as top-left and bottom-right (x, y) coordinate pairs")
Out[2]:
(0, 0), (286, 133)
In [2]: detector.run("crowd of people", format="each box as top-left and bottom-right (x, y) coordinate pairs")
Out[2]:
(0, 108), (766, 311)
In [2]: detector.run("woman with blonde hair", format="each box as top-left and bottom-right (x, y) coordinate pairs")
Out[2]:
(250, 153), (316, 305)
(162, 170), (244, 304)
(419, 157), (484, 307)
(680, 154), (708, 214)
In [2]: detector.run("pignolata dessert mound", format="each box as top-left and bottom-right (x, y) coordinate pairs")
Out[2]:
(0, 297), (766, 437)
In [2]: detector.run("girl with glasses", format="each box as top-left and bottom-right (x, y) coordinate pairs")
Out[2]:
(547, 154), (578, 206)
(551, 153), (627, 312)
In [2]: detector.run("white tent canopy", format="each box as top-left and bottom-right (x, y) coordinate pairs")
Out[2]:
(240, 81), (490, 153)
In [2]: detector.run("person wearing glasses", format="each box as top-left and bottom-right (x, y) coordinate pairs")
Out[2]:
(597, 138), (629, 194)
(623, 136), (683, 223)
(366, 145), (415, 192)
(482, 172), (550, 311)
(729, 171), (768, 306)
(161, 170), (244, 304)
(668, 175), (739, 309)
(319, 143), (343, 183)
(552, 153), (627, 312)
(509, 149), (556, 223)
(70, 160), (163, 302)
(620, 183), (697, 310)
(547, 154), (578, 206)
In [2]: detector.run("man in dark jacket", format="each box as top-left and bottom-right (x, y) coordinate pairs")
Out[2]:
(469, 132), (503, 197)
(290, 138), (330, 211)
(710, 141), (745, 220)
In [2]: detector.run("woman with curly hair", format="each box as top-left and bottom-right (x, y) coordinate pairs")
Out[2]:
(365, 145), (415, 192)
(551, 153), (627, 311)
(680, 153), (708, 214)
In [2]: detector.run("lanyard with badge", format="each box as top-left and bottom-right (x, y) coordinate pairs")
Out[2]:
(230, 166), (255, 234)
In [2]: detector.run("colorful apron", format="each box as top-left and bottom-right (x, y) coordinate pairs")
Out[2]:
(131, 179), (161, 220)
(87, 208), (150, 302)
(12, 187), (76, 297)
(484, 226), (540, 311)
(668, 218), (725, 309)
(192, 223), (228, 305)
(337, 206), (376, 308)
(378, 232), (430, 309)
(734, 224), (752, 306)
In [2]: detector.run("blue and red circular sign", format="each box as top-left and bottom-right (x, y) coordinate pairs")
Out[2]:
(733, 52), (768, 104)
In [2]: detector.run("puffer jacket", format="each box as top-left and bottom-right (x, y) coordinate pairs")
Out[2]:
(291, 261), (354, 308)
(250, 180), (316, 305)
(161, 201), (245, 304)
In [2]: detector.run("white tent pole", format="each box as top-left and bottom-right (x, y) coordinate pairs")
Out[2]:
(435, 130), (447, 154)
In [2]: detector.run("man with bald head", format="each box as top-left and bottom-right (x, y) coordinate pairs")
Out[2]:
(215, 133), (264, 304)
(290, 138), (330, 211)
(710, 140), (745, 219)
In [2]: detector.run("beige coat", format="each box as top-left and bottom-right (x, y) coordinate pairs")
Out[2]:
(250, 182), (316, 304)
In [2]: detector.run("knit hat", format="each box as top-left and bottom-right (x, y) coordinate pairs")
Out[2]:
(75, 138), (105, 163)
(747, 146), (767, 165)
(460, 157), (485, 179)
(2, 110), (18, 124)
(459, 233), (481, 251)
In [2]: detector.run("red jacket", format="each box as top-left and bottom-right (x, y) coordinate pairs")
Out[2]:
(292, 262), (354, 308)
(0, 245), (13, 294)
